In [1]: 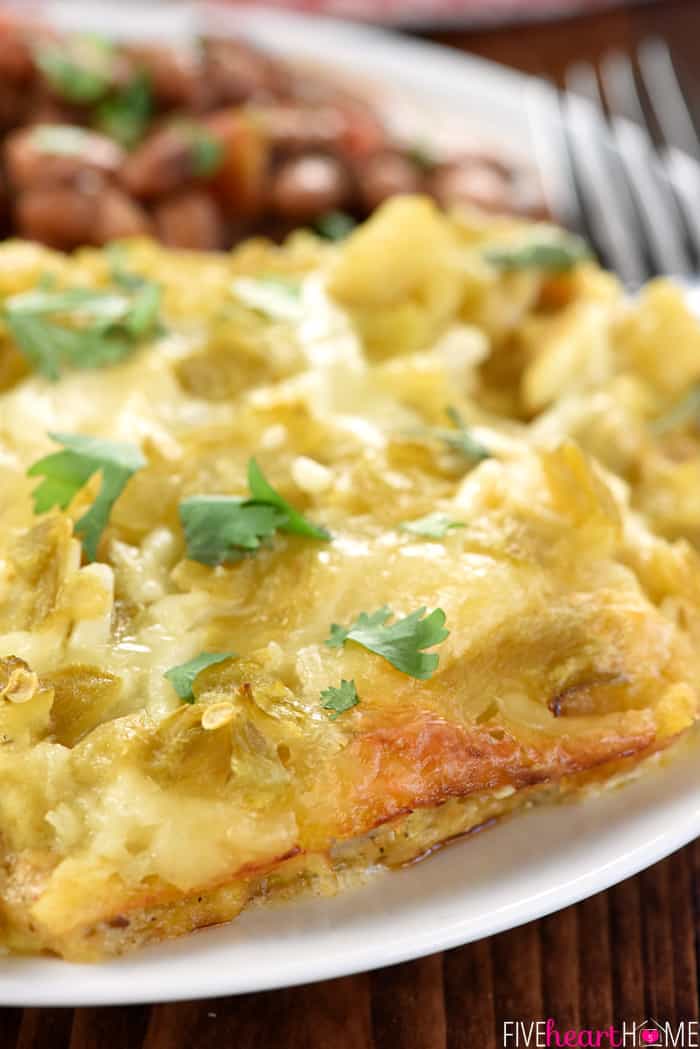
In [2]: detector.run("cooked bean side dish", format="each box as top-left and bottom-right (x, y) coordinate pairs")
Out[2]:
(0, 14), (544, 251)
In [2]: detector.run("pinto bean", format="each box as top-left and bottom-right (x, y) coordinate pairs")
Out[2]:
(23, 86), (82, 128)
(120, 125), (199, 199)
(269, 154), (351, 221)
(15, 184), (100, 249)
(0, 15), (39, 83)
(0, 56), (81, 132)
(251, 100), (386, 163)
(251, 104), (345, 156)
(5, 125), (125, 189)
(95, 187), (152, 244)
(357, 151), (423, 212)
(125, 44), (203, 109)
(203, 39), (291, 106)
(0, 83), (31, 132)
(153, 189), (223, 250)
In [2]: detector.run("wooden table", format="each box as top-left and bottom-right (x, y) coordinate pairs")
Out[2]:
(9, 1), (700, 1044)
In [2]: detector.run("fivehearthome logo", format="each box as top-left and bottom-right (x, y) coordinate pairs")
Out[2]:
(503, 1018), (700, 1048)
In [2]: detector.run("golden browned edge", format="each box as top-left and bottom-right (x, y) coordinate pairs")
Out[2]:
(3, 732), (687, 962)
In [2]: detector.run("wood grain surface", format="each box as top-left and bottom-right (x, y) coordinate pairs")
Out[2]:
(6, 1), (700, 1044)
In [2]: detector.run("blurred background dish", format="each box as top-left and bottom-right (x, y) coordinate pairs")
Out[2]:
(0, 2), (547, 254)
(4, 2), (698, 289)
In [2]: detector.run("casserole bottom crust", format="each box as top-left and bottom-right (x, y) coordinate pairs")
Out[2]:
(0, 742), (681, 960)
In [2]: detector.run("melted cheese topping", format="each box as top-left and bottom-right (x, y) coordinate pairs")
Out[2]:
(0, 197), (699, 959)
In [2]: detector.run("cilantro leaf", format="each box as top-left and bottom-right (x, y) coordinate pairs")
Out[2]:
(400, 512), (465, 539)
(326, 606), (448, 680)
(94, 72), (152, 148)
(230, 275), (303, 322)
(5, 279), (161, 380)
(443, 405), (492, 462)
(5, 314), (75, 381)
(313, 211), (356, 241)
(247, 459), (330, 541)
(27, 432), (145, 561)
(106, 244), (149, 291)
(179, 496), (286, 565)
(164, 651), (237, 703)
(320, 679), (360, 719)
(6, 313), (133, 378)
(180, 459), (330, 566)
(190, 130), (224, 177)
(35, 36), (114, 104)
(484, 232), (591, 272)
(7, 287), (129, 319)
(327, 608), (391, 647)
(170, 120), (223, 178)
(414, 406), (490, 464)
(121, 281), (161, 338)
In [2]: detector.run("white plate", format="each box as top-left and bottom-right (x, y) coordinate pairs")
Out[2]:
(2, 4), (699, 1007)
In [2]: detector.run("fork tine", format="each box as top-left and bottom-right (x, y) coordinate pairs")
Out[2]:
(525, 78), (586, 235)
(661, 147), (700, 264)
(637, 38), (700, 160)
(637, 38), (700, 263)
(598, 50), (646, 125)
(564, 62), (649, 287)
(599, 50), (692, 277)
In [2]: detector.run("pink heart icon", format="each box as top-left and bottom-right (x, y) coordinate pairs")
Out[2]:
(641, 1031), (660, 1044)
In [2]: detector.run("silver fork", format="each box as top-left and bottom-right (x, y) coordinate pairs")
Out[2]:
(527, 39), (700, 288)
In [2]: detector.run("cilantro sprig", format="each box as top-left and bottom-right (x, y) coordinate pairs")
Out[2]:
(94, 72), (152, 148)
(28, 432), (145, 561)
(190, 129), (223, 177)
(5, 276), (161, 381)
(442, 406), (491, 462)
(169, 120), (223, 178)
(35, 35), (114, 104)
(180, 458), (330, 566)
(326, 606), (448, 680)
(320, 679), (360, 719)
(164, 651), (237, 703)
(414, 406), (490, 465)
(484, 231), (591, 273)
(313, 211), (356, 241)
(400, 512), (465, 539)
